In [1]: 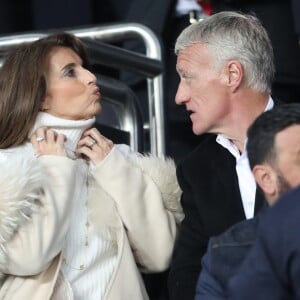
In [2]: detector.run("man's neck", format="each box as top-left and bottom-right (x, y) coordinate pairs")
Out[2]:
(220, 92), (270, 153)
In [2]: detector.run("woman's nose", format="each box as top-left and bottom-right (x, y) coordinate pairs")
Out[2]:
(85, 68), (97, 85)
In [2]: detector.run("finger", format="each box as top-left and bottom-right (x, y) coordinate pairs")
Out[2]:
(77, 141), (110, 164)
(56, 133), (66, 146)
(35, 127), (47, 139)
(87, 136), (97, 148)
(31, 134), (39, 149)
(77, 136), (97, 148)
(76, 145), (93, 159)
(90, 132), (113, 148)
(83, 128), (106, 143)
(46, 129), (56, 143)
(82, 127), (100, 137)
(30, 127), (47, 148)
(96, 137), (113, 150)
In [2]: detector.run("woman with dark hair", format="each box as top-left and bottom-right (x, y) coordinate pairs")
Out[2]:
(0, 33), (182, 299)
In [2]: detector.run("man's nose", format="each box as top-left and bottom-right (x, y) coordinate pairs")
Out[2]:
(175, 82), (189, 105)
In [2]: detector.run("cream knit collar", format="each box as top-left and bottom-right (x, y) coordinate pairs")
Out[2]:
(30, 112), (95, 159)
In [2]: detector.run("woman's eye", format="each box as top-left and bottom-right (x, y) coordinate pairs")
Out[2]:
(64, 68), (76, 77)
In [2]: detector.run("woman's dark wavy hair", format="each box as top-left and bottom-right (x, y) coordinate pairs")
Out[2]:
(247, 103), (300, 169)
(0, 32), (90, 148)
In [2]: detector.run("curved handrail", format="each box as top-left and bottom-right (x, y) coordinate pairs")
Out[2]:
(82, 38), (163, 78)
(0, 23), (165, 156)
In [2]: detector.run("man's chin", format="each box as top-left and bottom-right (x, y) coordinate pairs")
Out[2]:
(192, 125), (205, 136)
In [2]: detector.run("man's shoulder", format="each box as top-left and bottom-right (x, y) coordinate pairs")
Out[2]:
(261, 187), (300, 233)
(274, 186), (300, 211)
(179, 134), (221, 163)
(178, 134), (234, 170)
(211, 217), (259, 247)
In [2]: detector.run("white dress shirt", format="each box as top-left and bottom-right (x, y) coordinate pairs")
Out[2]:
(216, 97), (274, 219)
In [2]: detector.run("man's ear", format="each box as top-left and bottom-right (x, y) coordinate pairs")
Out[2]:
(224, 60), (243, 92)
(253, 164), (277, 198)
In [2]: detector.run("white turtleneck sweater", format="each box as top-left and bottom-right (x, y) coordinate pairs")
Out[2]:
(30, 113), (118, 299)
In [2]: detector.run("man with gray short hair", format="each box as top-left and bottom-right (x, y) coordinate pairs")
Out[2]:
(168, 11), (275, 299)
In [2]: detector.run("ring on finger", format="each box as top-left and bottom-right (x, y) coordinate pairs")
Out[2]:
(36, 136), (45, 142)
(88, 138), (97, 147)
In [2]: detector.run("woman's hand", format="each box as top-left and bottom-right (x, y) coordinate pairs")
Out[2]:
(31, 127), (67, 157)
(77, 128), (113, 165)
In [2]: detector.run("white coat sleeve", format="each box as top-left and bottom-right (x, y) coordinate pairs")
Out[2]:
(0, 156), (77, 276)
(91, 146), (182, 272)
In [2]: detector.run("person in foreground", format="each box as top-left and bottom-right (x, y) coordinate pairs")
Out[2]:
(228, 108), (300, 299)
(168, 10), (275, 300)
(229, 188), (300, 300)
(195, 103), (300, 299)
(0, 33), (183, 300)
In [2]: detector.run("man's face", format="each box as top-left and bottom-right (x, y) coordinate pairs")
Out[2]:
(175, 43), (230, 135)
(274, 124), (300, 196)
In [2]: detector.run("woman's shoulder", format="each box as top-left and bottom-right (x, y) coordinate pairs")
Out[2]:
(0, 143), (33, 160)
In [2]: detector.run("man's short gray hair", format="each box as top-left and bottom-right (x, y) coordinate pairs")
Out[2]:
(175, 11), (274, 93)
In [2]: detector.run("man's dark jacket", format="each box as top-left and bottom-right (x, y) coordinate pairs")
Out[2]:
(168, 135), (264, 300)
(228, 186), (300, 300)
(195, 215), (261, 299)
